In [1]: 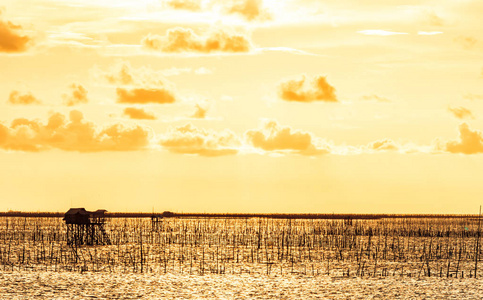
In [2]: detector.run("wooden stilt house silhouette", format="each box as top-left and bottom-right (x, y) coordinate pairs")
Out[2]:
(63, 208), (111, 246)
(151, 211), (174, 231)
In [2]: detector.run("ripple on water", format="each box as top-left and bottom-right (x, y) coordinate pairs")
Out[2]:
(1, 271), (483, 299)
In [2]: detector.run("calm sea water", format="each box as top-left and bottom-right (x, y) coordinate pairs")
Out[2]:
(1, 271), (482, 299)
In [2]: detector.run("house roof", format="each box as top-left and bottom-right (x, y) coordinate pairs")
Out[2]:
(63, 208), (107, 221)
(65, 208), (89, 215)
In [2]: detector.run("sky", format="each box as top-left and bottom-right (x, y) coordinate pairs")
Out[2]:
(1, 0), (483, 213)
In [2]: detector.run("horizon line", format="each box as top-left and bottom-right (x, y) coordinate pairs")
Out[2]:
(0, 211), (481, 220)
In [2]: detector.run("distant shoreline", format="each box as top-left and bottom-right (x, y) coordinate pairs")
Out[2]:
(0, 211), (479, 219)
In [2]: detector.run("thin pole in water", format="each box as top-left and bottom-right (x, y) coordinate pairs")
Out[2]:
(475, 205), (481, 279)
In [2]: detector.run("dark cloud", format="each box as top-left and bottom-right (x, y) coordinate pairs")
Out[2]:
(368, 139), (398, 151)
(227, 0), (271, 21)
(446, 123), (483, 154)
(448, 106), (474, 119)
(0, 111), (150, 152)
(8, 91), (41, 105)
(123, 107), (157, 120)
(63, 84), (88, 106)
(245, 120), (329, 155)
(167, 0), (201, 11)
(0, 14), (31, 53)
(191, 104), (207, 119)
(278, 74), (338, 102)
(117, 88), (176, 104)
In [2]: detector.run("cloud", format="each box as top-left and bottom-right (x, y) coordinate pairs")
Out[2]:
(191, 104), (207, 119)
(98, 62), (213, 86)
(166, 0), (201, 11)
(0, 124), (7, 145)
(116, 88), (176, 104)
(227, 0), (271, 21)
(63, 84), (88, 106)
(445, 123), (483, 154)
(357, 30), (408, 36)
(361, 94), (391, 103)
(160, 123), (239, 156)
(334, 139), (431, 155)
(454, 36), (477, 50)
(105, 63), (134, 85)
(0, 14), (31, 53)
(97, 62), (179, 104)
(164, 0), (272, 21)
(7, 91), (41, 105)
(98, 61), (191, 95)
(123, 107), (156, 120)
(367, 139), (398, 151)
(245, 120), (330, 155)
(278, 74), (337, 103)
(448, 106), (474, 120)
(142, 27), (251, 54)
(339, 139), (430, 155)
(0, 111), (150, 152)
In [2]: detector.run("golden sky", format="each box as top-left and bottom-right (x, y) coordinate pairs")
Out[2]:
(1, 0), (483, 213)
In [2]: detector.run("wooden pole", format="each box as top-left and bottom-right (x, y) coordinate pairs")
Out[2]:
(140, 227), (143, 273)
(475, 205), (481, 278)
